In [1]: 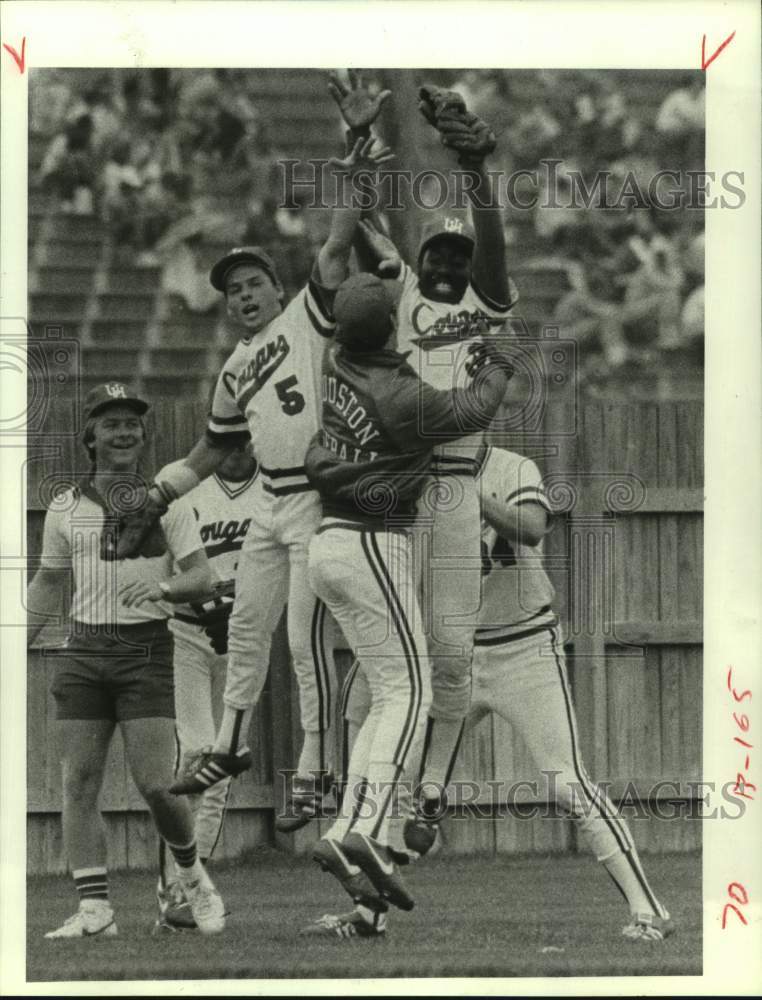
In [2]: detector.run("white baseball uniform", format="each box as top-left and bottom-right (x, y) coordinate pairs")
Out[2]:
(344, 446), (669, 917)
(208, 280), (337, 773)
(396, 260), (517, 723)
(168, 466), (259, 859)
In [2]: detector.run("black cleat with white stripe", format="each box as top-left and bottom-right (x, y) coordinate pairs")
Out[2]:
(169, 747), (252, 795)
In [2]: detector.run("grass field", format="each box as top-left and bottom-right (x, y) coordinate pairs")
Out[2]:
(27, 848), (701, 982)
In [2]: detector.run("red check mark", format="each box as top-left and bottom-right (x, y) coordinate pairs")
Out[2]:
(3, 36), (26, 74)
(701, 30), (735, 71)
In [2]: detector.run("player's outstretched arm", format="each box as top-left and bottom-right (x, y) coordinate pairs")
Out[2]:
(328, 68), (392, 140)
(388, 340), (513, 449)
(317, 136), (395, 290)
(418, 85), (512, 307)
(355, 218), (403, 277)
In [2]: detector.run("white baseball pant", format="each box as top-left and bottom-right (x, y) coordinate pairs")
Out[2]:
(308, 520), (431, 840)
(170, 618), (230, 860)
(224, 490), (336, 772)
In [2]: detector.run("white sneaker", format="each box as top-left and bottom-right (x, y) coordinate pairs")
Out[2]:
(183, 872), (226, 935)
(45, 899), (117, 939)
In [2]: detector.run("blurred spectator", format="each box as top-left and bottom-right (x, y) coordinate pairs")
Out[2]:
(619, 228), (684, 348)
(656, 74), (705, 173)
(554, 262), (630, 370)
(39, 113), (96, 213)
(157, 234), (220, 314)
(29, 70), (74, 138)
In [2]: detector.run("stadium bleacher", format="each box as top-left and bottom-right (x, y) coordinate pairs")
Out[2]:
(28, 68), (701, 403)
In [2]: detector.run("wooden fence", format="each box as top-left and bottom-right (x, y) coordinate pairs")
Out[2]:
(26, 395), (703, 873)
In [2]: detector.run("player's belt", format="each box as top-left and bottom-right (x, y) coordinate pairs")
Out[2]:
(172, 612), (205, 627)
(431, 454), (483, 477)
(474, 608), (557, 647)
(316, 517), (410, 536)
(260, 465), (314, 497)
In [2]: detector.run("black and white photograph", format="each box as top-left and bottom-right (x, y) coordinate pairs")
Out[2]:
(1, 1), (760, 994)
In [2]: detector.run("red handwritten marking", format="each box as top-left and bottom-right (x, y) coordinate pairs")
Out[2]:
(728, 667), (752, 702)
(733, 712), (750, 732)
(722, 884), (749, 929)
(701, 31), (736, 71)
(734, 736), (753, 749)
(729, 883), (749, 905)
(2, 36), (26, 74)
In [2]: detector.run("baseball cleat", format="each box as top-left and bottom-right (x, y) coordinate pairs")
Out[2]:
(621, 911), (675, 942)
(275, 771), (335, 833)
(402, 792), (445, 858)
(45, 899), (117, 939)
(182, 872), (226, 935)
(169, 747), (252, 795)
(156, 879), (197, 931)
(341, 832), (415, 911)
(301, 909), (387, 939)
(312, 836), (388, 913)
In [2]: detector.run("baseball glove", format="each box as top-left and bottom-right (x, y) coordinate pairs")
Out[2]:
(418, 85), (496, 166)
(99, 487), (169, 561)
(191, 579), (236, 656)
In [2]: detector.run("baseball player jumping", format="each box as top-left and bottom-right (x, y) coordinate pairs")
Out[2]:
(304, 273), (513, 917)
(329, 73), (518, 825)
(306, 446), (673, 943)
(111, 136), (393, 832)
(156, 442), (259, 931)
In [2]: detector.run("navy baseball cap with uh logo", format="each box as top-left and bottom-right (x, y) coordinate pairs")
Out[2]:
(417, 213), (477, 259)
(83, 382), (150, 419)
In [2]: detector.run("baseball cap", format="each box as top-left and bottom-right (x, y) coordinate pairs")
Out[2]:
(83, 382), (149, 420)
(334, 273), (397, 353)
(417, 214), (476, 260)
(210, 245), (281, 293)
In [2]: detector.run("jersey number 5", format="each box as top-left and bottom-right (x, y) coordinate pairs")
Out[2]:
(275, 375), (305, 416)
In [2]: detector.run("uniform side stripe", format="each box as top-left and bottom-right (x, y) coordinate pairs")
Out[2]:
(310, 599), (331, 738)
(208, 781), (232, 861)
(371, 763), (403, 840)
(340, 658), (361, 721)
(364, 530), (421, 766)
(362, 531), (423, 767)
(549, 628), (633, 856)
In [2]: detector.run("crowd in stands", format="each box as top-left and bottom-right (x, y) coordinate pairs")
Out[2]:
(452, 69), (705, 392)
(31, 68), (704, 396)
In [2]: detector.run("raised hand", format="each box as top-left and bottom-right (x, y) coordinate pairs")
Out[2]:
(329, 135), (395, 176)
(328, 69), (392, 131)
(357, 219), (402, 276)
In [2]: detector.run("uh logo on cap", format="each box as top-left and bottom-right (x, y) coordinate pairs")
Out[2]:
(443, 217), (464, 234)
(105, 382), (128, 398)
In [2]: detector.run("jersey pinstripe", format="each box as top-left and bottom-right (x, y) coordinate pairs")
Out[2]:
(208, 282), (335, 496)
(477, 446), (556, 641)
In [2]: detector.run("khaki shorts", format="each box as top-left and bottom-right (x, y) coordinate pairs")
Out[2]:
(51, 620), (175, 722)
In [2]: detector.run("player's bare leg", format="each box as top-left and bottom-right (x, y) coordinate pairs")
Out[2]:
(123, 717), (226, 934)
(45, 719), (118, 939)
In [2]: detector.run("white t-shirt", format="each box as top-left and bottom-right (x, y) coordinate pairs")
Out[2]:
(477, 447), (556, 640)
(40, 480), (203, 625)
(207, 282), (335, 496)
